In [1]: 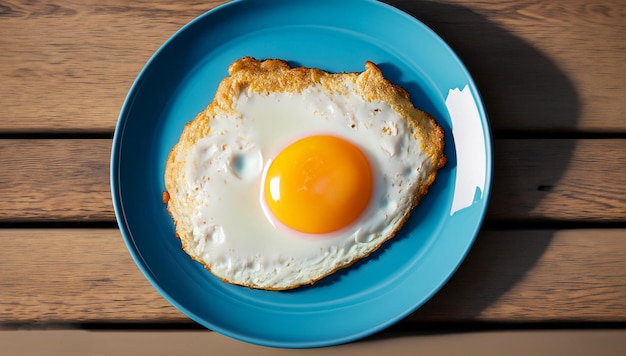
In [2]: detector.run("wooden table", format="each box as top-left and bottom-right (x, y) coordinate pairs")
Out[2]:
(2, 0), (625, 353)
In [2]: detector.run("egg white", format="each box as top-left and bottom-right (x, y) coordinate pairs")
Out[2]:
(181, 84), (431, 290)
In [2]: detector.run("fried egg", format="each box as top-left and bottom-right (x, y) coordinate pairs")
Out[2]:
(164, 57), (445, 290)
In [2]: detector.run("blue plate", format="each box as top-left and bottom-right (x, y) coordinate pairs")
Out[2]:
(111, 0), (492, 348)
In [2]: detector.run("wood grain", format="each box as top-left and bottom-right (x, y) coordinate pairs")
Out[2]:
(0, 139), (113, 222)
(488, 139), (626, 222)
(1, 229), (624, 323)
(0, 0), (227, 132)
(0, 229), (184, 322)
(1, 0), (624, 132)
(1, 139), (624, 223)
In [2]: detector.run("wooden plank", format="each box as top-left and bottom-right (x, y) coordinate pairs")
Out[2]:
(1, 139), (624, 223)
(488, 139), (626, 222)
(0, 229), (184, 322)
(1, 0), (624, 132)
(410, 229), (626, 322)
(0, 0), (227, 132)
(0, 140), (113, 222)
(2, 330), (626, 355)
(1, 229), (625, 323)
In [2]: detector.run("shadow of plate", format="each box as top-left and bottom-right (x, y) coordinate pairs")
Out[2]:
(374, 0), (580, 328)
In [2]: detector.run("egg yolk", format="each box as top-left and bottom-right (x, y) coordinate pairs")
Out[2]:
(264, 135), (373, 234)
